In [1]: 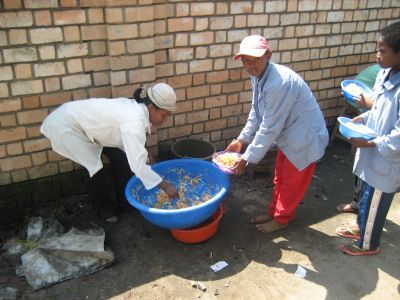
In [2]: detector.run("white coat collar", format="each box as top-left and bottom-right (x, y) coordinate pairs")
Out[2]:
(137, 102), (151, 135)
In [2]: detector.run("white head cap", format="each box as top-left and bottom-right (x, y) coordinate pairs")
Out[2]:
(147, 83), (177, 112)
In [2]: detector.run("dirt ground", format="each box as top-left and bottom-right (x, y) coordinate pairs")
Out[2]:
(1, 140), (400, 300)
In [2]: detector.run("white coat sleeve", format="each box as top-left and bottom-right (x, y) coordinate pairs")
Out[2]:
(120, 122), (162, 190)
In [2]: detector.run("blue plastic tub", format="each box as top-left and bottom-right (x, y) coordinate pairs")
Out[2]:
(337, 117), (377, 140)
(341, 79), (373, 109)
(125, 159), (230, 229)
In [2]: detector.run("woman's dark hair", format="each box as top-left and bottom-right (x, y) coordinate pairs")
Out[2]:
(380, 21), (400, 53)
(132, 87), (161, 109)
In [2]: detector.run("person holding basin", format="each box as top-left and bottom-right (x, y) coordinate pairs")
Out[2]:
(41, 83), (179, 224)
(226, 35), (329, 234)
(335, 64), (381, 214)
(336, 21), (400, 256)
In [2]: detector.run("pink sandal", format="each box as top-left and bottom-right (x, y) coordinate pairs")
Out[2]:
(335, 225), (360, 239)
(339, 241), (380, 256)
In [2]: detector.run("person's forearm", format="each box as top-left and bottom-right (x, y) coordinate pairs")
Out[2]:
(158, 180), (168, 190)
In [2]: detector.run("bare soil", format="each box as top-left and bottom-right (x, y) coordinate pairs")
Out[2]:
(1, 141), (399, 300)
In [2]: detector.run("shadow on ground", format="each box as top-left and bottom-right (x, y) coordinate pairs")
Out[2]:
(1, 141), (399, 299)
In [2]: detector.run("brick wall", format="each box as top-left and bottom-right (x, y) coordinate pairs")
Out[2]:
(0, 0), (399, 225)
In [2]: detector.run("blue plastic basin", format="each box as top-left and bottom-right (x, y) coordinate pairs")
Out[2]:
(337, 117), (376, 140)
(125, 159), (230, 229)
(341, 79), (372, 109)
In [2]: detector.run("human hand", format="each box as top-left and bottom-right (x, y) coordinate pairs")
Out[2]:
(354, 94), (373, 109)
(226, 139), (244, 153)
(148, 151), (156, 165)
(231, 157), (248, 175)
(159, 180), (179, 199)
(347, 138), (376, 148)
(351, 116), (364, 124)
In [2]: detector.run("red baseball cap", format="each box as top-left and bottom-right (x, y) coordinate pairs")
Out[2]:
(233, 35), (270, 61)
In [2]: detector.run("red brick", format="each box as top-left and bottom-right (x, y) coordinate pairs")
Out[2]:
(28, 163), (59, 179)
(209, 107), (221, 119)
(0, 114), (17, 127)
(27, 125), (42, 138)
(193, 73), (205, 86)
(207, 71), (229, 83)
(106, 8), (123, 23)
(61, 0), (77, 7)
(125, 7), (154, 22)
(81, 25), (107, 41)
(9, 29), (27, 45)
(168, 18), (194, 32)
(23, 138), (49, 152)
(6, 142), (23, 156)
(0, 83), (9, 98)
(222, 104), (242, 117)
(0, 98), (21, 113)
(187, 85), (209, 99)
(4, 47), (38, 63)
(62, 74), (91, 90)
(190, 3), (215, 16)
(63, 26), (81, 42)
(88, 8), (104, 24)
(222, 82), (244, 93)
(4, 0), (23, 9)
(192, 123), (204, 134)
(192, 99), (204, 110)
(88, 86), (112, 98)
(40, 91), (70, 108)
(205, 119), (226, 131)
(0, 145), (6, 158)
(84, 56), (110, 71)
(12, 66), (29, 86)
(22, 95), (40, 109)
(80, 0), (105, 7)
(67, 59), (83, 73)
(0, 155), (32, 171)
(31, 151), (48, 166)
(187, 110), (209, 123)
(154, 4), (174, 19)
(0, 127), (26, 143)
(0, 11), (33, 28)
(17, 108), (48, 125)
(34, 10), (52, 26)
(25, 0), (58, 8)
(174, 100), (193, 114)
(205, 95), (227, 108)
(167, 75), (192, 89)
(11, 80), (43, 96)
(169, 125), (192, 139)
(108, 24), (138, 40)
(30, 28), (63, 44)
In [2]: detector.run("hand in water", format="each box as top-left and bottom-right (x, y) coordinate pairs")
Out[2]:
(159, 180), (179, 199)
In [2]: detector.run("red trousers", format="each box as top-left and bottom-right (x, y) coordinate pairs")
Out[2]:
(268, 149), (315, 224)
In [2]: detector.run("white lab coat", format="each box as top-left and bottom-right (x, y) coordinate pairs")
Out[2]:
(40, 98), (162, 190)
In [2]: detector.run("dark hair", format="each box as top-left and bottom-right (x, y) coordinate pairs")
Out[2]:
(380, 21), (400, 53)
(132, 87), (161, 110)
(133, 87), (151, 105)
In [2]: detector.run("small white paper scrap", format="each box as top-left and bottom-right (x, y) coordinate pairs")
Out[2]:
(295, 265), (307, 278)
(210, 261), (228, 272)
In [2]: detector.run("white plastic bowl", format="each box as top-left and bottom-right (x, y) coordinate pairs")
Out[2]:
(212, 151), (241, 174)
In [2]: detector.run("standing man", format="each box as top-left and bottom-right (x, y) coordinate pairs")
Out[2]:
(226, 35), (329, 234)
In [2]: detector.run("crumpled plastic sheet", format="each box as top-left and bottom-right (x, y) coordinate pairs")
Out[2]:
(0, 287), (17, 300)
(2, 217), (115, 291)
